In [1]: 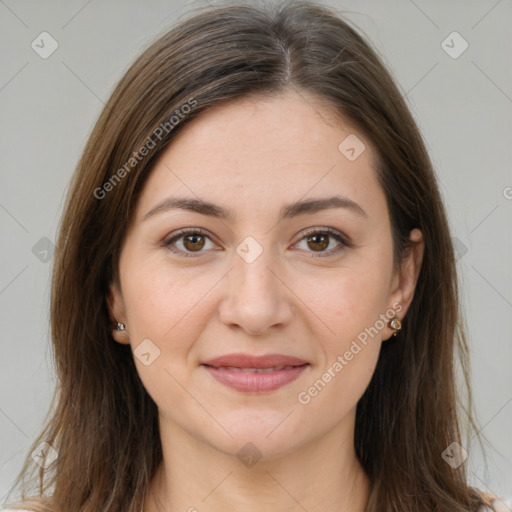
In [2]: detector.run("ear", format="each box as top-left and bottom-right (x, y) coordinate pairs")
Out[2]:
(106, 281), (130, 345)
(384, 228), (424, 340)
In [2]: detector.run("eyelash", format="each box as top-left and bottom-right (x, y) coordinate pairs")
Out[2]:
(162, 227), (353, 259)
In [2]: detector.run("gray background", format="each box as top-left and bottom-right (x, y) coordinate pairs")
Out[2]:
(1, 0), (511, 504)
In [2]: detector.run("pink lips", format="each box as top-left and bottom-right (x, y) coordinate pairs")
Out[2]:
(201, 353), (310, 393)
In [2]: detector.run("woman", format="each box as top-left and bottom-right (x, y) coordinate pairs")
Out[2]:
(2, 1), (510, 511)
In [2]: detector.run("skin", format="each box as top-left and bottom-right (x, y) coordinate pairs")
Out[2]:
(108, 89), (424, 512)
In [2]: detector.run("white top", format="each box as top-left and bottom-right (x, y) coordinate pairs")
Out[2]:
(480, 498), (512, 511)
(480, 498), (512, 512)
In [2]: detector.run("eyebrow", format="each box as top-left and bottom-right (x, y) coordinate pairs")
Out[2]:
(142, 194), (367, 222)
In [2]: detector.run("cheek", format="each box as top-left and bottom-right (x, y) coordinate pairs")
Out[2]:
(121, 270), (209, 412)
(295, 268), (389, 408)
(293, 258), (390, 405)
(122, 258), (217, 344)
(120, 259), (227, 403)
(295, 339), (380, 437)
(297, 258), (391, 345)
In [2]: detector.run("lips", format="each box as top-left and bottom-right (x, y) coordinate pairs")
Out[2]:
(201, 353), (310, 392)
(202, 353), (308, 369)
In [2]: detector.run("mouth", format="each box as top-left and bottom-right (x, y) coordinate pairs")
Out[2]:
(200, 353), (310, 393)
(206, 365), (302, 373)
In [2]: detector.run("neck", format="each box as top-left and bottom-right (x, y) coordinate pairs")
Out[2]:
(144, 410), (370, 512)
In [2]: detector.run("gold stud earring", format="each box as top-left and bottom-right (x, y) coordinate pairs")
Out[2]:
(114, 322), (129, 338)
(390, 316), (402, 336)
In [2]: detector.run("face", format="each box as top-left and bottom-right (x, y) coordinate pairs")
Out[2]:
(109, 89), (423, 460)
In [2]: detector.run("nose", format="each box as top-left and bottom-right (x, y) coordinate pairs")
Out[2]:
(217, 241), (294, 336)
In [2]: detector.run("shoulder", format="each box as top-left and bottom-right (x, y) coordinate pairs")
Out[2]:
(477, 495), (512, 511)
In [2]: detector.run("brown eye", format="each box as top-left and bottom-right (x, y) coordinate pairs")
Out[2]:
(182, 233), (206, 252)
(306, 233), (330, 252)
(294, 227), (351, 258)
(163, 228), (215, 258)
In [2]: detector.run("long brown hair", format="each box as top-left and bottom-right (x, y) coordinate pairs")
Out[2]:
(4, 1), (491, 510)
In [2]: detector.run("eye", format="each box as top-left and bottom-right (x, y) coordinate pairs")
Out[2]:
(162, 228), (217, 258)
(162, 227), (353, 259)
(293, 227), (351, 258)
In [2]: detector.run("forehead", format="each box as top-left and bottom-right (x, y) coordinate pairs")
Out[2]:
(134, 90), (383, 222)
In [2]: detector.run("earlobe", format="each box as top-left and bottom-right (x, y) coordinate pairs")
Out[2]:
(107, 282), (130, 345)
(111, 322), (130, 345)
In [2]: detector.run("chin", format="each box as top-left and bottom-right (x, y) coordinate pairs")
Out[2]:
(197, 414), (308, 462)
(207, 434), (301, 466)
